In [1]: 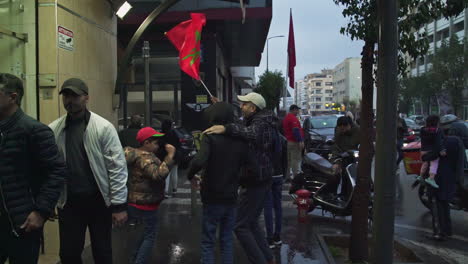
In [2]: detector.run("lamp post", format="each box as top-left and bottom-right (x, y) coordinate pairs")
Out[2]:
(266, 35), (284, 72)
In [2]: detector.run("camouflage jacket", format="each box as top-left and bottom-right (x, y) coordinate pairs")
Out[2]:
(124, 147), (170, 205)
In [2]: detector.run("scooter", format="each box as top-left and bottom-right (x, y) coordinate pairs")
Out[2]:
(290, 150), (374, 219)
(403, 142), (468, 211)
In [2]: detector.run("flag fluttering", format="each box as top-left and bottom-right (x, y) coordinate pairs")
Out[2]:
(166, 13), (207, 80)
(287, 9), (296, 89)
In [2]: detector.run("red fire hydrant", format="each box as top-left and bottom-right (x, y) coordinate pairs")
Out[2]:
(294, 189), (312, 223)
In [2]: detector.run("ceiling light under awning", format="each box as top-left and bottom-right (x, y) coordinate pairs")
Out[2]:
(116, 1), (132, 19)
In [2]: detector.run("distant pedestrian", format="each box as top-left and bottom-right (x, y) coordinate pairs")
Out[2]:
(419, 115), (446, 188)
(204, 92), (276, 264)
(188, 102), (253, 264)
(263, 128), (287, 248)
(119, 114), (143, 148)
(0, 73), (67, 264)
(124, 127), (175, 264)
(282, 105), (304, 182)
(49, 78), (128, 264)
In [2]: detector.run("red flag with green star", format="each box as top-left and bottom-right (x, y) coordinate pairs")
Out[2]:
(166, 13), (206, 80)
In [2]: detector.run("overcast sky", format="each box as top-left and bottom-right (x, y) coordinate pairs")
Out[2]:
(255, 0), (364, 82)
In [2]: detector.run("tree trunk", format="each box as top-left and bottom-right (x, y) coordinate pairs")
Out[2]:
(349, 41), (375, 263)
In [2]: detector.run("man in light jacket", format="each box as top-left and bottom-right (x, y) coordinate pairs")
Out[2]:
(49, 78), (128, 264)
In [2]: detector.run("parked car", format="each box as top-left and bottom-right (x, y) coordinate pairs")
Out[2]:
(302, 115), (339, 156)
(409, 115), (425, 126)
(404, 118), (421, 135)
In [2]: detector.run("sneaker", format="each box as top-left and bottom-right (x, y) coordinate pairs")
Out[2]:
(415, 175), (423, 181)
(273, 234), (282, 246)
(425, 178), (439, 188)
(172, 188), (178, 194)
(267, 238), (276, 249)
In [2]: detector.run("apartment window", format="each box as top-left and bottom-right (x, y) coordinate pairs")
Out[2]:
(315, 97), (322, 102)
(315, 89), (322, 94)
(325, 82), (333, 86)
(316, 105), (322, 109)
(454, 21), (464, 33)
(411, 61), (417, 69)
(418, 56), (425, 65)
(427, 34), (434, 42)
(325, 90), (333, 94)
(316, 82), (322, 87)
(326, 97), (333, 101)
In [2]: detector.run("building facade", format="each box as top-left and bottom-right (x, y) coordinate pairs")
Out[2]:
(294, 79), (308, 112)
(118, 0), (272, 130)
(306, 70), (334, 114)
(409, 8), (467, 118)
(332, 57), (362, 105)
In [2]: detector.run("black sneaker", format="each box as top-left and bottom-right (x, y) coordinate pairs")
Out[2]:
(273, 234), (282, 246)
(268, 238), (276, 249)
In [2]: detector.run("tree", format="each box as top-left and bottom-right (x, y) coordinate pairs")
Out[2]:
(333, 0), (464, 262)
(255, 70), (286, 110)
(429, 35), (467, 115)
(400, 73), (438, 115)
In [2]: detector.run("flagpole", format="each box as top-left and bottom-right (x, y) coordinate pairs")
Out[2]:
(199, 79), (214, 98)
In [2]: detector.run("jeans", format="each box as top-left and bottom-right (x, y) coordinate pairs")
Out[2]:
(287, 142), (302, 179)
(201, 204), (237, 264)
(0, 215), (40, 264)
(58, 193), (113, 264)
(235, 183), (273, 264)
(264, 177), (283, 239)
(429, 188), (452, 236)
(128, 206), (158, 264)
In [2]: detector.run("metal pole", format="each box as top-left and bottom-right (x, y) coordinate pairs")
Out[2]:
(372, 0), (398, 263)
(267, 39), (269, 72)
(143, 41), (151, 126)
(123, 84), (128, 129)
(283, 54), (288, 110)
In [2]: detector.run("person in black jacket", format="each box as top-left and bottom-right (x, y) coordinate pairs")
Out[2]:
(119, 114), (143, 148)
(0, 73), (67, 264)
(204, 93), (276, 264)
(188, 102), (253, 264)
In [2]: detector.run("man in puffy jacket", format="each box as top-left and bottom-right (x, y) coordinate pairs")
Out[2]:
(49, 78), (128, 264)
(0, 73), (66, 264)
(204, 92), (276, 264)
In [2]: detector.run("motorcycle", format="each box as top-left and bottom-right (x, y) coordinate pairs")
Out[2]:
(290, 149), (374, 220)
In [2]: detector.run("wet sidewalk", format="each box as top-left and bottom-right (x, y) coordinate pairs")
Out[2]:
(104, 200), (326, 264)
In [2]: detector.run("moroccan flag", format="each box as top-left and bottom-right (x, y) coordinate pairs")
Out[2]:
(287, 9), (296, 88)
(166, 13), (206, 80)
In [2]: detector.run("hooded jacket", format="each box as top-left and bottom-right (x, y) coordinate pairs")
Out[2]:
(225, 109), (278, 187)
(187, 103), (254, 204)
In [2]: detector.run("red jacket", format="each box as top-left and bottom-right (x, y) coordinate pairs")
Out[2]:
(283, 113), (304, 142)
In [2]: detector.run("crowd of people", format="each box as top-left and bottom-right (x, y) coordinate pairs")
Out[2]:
(1, 72), (468, 264)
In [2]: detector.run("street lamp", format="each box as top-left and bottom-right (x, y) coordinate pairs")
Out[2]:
(266, 35), (285, 72)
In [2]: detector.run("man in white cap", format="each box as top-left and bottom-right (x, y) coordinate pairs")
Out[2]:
(205, 92), (276, 264)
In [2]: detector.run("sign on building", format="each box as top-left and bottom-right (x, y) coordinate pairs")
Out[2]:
(58, 26), (74, 51)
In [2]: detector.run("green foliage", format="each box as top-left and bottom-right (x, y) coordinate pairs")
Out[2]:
(429, 35), (467, 114)
(400, 35), (467, 115)
(254, 70), (286, 110)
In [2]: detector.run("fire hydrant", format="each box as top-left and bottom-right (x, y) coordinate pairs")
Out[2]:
(294, 189), (312, 223)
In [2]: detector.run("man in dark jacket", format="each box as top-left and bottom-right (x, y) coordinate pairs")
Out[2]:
(0, 73), (66, 263)
(204, 92), (276, 264)
(188, 102), (253, 264)
(119, 114), (143, 148)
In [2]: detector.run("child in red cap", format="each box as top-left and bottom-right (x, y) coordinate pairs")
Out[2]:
(124, 127), (176, 263)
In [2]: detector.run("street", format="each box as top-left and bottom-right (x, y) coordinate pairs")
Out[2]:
(71, 164), (468, 264)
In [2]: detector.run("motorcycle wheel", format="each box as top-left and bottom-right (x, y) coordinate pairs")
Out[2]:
(418, 184), (431, 210)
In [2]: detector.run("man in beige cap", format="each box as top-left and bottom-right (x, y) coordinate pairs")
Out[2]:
(205, 92), (277, 264)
